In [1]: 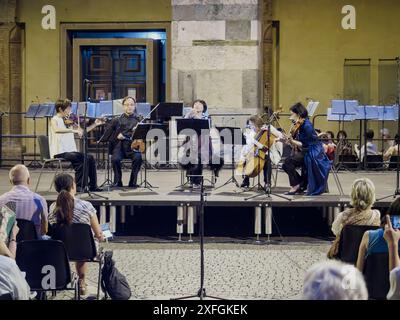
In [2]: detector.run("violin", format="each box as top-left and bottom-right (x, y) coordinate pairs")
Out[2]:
(289, 118), (305, 138)
(63, 113), (80, 128)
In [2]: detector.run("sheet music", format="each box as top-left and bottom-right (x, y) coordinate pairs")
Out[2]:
(331, 100), (358, 115)
(354, 106), (379, 120)
(327, 108), (354, 121)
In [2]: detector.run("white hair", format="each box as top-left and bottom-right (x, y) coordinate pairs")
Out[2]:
(9, 164), (30, 185)
(350, 178), (376, 211)
(388, 266), (400, 300)
(302, 260), (368, 300)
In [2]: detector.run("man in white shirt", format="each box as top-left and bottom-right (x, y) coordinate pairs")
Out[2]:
(49, 99), (104, 192)
(354, 129), (378, 161)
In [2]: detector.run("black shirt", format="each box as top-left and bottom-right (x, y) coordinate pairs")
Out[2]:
(110, 113), (140, 141)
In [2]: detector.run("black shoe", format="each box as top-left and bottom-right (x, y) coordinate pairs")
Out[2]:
(241, 178), (250, 188)
(90, 187), (103, 192)
(112, 182), (123, 188)
(128, 184), (139, 189)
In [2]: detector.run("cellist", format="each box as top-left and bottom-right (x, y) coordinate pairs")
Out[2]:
(280, 102), (331, 195)
(239, 115), (283, 189)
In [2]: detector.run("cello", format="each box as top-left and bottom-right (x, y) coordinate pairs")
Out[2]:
(236, 120), (279, 178)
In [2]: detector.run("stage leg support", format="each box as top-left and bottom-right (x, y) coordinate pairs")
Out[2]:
(254, 205), (262, 241)
(187, 205), (194, 242)
(99, 205), (106, 225)
(177, 204), (184, 241)
(264, 205), (272, 240)
(110, 206), (116, 233)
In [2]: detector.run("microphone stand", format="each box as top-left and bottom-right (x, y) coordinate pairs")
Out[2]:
(79, 80), (108, 200)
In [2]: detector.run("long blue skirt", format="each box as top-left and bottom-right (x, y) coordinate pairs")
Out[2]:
(304, 143), (331, 196)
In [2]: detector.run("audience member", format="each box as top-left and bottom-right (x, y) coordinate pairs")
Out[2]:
(328, 178), (380, 258)
(0, 165), (48, 236)
(49, 173), (104, 295)
(354, 129), (378, 161)
(383, 214), (400, 300)
(357, 198), (400, 272)
(302, 260), (368, 300)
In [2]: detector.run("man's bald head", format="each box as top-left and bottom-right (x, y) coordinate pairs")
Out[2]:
(9, 164), (30, 186)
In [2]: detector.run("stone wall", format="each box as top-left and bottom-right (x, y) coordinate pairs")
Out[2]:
(171, 0), (262, 126)
(0, 0), (22, 163)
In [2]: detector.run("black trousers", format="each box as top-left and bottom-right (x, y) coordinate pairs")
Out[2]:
(55, 152), (97, 190)
(282, 151), (307, 188)
(186, 162), (203, 185)
(111, 141), (143, 186)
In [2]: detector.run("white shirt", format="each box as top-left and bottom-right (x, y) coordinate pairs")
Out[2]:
(0, 255), (30, 300)
(240, 125), (283, 165)
(49, 115), (77, 158)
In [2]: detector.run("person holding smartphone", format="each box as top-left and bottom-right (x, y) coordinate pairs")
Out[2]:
(357, 198), (400, 272)
(383, 214), (400, 299)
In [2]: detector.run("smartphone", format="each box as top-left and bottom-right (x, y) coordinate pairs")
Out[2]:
(390, 215), (400, 229)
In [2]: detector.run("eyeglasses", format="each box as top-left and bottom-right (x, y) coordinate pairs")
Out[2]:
(123, 103), (135, 106)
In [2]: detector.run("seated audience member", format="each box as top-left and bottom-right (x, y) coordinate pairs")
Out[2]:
(357, 198), (400, 272)
(383, 214), (400, 300)
(354, 129), (378, 161)
(384, 134), (400, 161)
(381, 128), (394, 149)
(302, 260), (368, 300)
(328, 178), (380, 258)
(319, 132), (336, 161)
(0, 164), (48, 237)
(49, 173), (104, 295)
(0, 225), (30, 300)
(0, 224), (19, 259)
(336, 130), (353, 156)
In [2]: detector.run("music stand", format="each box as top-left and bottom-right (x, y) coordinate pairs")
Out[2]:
(25, 104), (42, 168)
(132, 123), (164, 191)
(172, 176), (223, 301)
(214, 126), (242, 189)
(377, 105), (396, 154)
(151, 102), (183, 121)
(354, 105), (379, 169)
(78, 83), (108, 200)
(96, 123), (114, 192)
(175, 119), (211, 190)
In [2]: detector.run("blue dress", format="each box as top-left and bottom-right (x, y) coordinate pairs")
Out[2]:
(297, 119), (331, 195)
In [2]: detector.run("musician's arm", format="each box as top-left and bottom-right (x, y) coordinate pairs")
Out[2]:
(51, 118), (78, 134)
(86, 119), (105, 133)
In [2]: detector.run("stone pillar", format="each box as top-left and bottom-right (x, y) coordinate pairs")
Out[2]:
(261, 0), (273, 110)
(0, 0), (22, 163)
(171, 0), (262, 120)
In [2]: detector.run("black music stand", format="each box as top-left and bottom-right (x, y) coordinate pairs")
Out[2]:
(25, 104), (42, 168)
(175, 118), (211, 190)
(172, 175), (224, 301)
(132, 123), (164, 191)
(78, 83), (107, 200)
(96, 126), (114, 192)
(152, 102), (183, 122)
(214, 126), (242, 189)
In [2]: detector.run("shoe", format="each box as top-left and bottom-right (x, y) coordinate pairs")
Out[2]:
(128, 184), (139, 189)
(241, 178), (250, 188)
(192, 184), (201, 189)
(89, 187), (103, 192)
(112, 182), (123, 188)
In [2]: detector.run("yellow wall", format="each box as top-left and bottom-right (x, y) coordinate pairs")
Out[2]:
(273, 0), (399, 143)
(16, 0), (171, 151)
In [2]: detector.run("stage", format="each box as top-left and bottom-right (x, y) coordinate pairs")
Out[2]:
(2, 166), (398, 238)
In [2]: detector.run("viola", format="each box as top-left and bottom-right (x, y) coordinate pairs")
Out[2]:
(289, 118), (305, 138)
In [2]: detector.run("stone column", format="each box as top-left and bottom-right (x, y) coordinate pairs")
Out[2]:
(0, 0), (23, 163)
(171, 0), (262, 120)
(261, 0), (273, 110)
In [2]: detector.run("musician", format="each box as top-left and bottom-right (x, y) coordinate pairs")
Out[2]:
(108, 96), (143, 188)
(181, 99), (210, 188)
(281, 102), (331, 195)
(49, 98), (103, 192)
(240, 115), (283, 189)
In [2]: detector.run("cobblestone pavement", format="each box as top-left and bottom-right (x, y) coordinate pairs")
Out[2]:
(52, 241), (330, 300)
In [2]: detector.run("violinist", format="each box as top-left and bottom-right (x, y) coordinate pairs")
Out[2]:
(281, 102), (331, 195)
(107, 96), (143, 188)
(239, 115), (283, 189)
(49, 98), (104, 192)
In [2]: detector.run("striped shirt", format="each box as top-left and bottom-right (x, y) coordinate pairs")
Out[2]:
(0, 185), (48, 236)
(48, 198), (96, 226)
